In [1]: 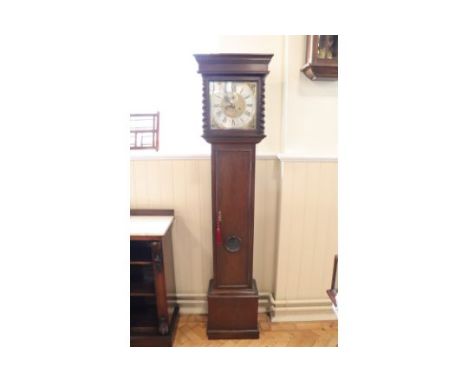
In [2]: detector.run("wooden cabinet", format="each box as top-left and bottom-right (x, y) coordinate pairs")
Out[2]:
(130, 209), (179, 347)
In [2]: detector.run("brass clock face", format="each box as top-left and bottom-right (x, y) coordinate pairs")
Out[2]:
(209, 81), (256, 130)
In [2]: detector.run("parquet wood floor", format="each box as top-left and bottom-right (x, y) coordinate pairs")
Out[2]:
(174, 314), (338, 347)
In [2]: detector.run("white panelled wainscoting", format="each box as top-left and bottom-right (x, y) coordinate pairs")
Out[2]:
(130, 154), (337, 321)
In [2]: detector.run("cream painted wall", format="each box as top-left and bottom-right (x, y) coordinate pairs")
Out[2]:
(282, 35), (337, 156)
(130, 157), (279, 294)
(276, 161), (337, 300)
(130, 35), (338, 320)
(272, 159), (337, 321)
(130, 35), (337, 156)
(129, 35), (284, 155)
(130, 156), (337, 320)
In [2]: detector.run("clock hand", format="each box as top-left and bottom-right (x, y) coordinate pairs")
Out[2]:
(224, 99), (236, 109)
(222, 95), (236, 110)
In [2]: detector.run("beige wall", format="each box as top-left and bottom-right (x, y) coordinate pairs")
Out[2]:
(212, 36), (337, 156)
(273, 159), (337, 321)
(131, 35), (336, 156)
(130, 35), (338, 320)
(130, 157), (280, 313)
(130, 156), (337, 320)
(131, 35), (285, 155)
(282, 35), (338, 156)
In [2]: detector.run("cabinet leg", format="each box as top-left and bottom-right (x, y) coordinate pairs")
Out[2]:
(150, 241), (170, 336)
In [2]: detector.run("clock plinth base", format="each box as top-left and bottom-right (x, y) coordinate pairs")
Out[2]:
(206, 279), (259, 340)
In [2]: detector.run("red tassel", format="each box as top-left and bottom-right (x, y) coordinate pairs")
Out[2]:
(216, 211), (222, 245)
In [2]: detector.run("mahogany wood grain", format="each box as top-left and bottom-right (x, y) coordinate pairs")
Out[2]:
(212, 144), (255, 288)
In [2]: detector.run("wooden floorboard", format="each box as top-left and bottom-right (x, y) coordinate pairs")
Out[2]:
(174, 314), (338, 347)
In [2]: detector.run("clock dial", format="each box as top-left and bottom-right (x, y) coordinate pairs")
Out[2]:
(209, 81), (256, 129)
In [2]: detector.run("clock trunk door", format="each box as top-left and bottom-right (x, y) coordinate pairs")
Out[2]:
(212, 144), (255, 289)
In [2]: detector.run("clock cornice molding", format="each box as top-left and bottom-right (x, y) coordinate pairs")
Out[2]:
(194, 53), (273, 75)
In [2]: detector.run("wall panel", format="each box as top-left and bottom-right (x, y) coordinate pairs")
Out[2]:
(130, 157), (337, 321)
(130, 158), (279, 295)
(273, 160), (337, 320)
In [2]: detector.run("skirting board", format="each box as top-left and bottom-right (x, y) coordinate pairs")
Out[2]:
(168, 293), (337, 322)
(270, 306), (337, 322)
(168, 294), (271, 315)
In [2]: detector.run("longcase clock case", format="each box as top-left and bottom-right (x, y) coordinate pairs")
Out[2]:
(194, 54), (273, 339)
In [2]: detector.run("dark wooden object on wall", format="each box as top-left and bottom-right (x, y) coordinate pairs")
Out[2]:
(130, 209), (179, 346)
(301, 35), (338, 80)
(194, 54), (273, 339)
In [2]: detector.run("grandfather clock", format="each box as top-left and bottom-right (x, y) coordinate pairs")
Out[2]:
(194, 54), (273, 339)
